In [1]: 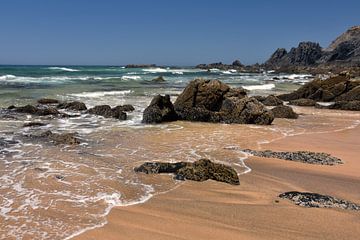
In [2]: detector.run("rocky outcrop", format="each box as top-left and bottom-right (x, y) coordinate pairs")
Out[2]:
(263, 26), (360, 73)
(135, 159), (240, 185)
(57, 101), (87, 111)
(232, 59), (244, 67)
(142, 95), (178, 123)
(243, 149), (342, 165)
(173, 79), (273, 125)
(265, 42), (323, 68)
(279, 192), (360, 210)
(87, 105), (127, 120)
(278, 75), (359, 102)
(37, 98), (60, 104)
(288, 98), (317, 106)
(271, 105), (298, 119)
(112, 104), (135, 112)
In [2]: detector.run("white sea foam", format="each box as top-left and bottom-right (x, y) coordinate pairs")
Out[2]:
(121, 75), (141, 80)
(48, 67), (80, 72)
(0, 74), (17, 80)
(69, 90), (132, 98)
(243, 83), (275, 90)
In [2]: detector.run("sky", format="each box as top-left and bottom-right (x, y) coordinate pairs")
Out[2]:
(0, 0), (359, 66)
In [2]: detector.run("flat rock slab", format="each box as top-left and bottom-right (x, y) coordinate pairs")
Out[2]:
(134, 159), (240, 185)
(243, 149), (342, 165)
(279, 191), (360, 211)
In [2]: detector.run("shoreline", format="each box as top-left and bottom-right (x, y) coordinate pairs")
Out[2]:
(73, 117), (360, 240)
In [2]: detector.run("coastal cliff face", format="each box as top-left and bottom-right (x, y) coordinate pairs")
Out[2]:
(197, 26), (360, 75)
(264, 26), (360, 73)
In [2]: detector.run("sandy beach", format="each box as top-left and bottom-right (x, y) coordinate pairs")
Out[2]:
(74, 113), (360, 240)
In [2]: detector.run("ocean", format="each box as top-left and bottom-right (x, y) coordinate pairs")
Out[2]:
(2, 65), (359, 240)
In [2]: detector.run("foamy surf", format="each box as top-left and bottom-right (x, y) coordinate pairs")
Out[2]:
(243, 83), (275, 90)
(48, 67), (80, 72)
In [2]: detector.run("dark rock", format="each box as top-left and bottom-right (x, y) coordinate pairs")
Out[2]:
(261, 95), (283, 106)
(57, 101), (87, 111)
(271, 105), (298, 119)
(14, 105), (60, 116)
(220, 97), (274, 124)
(279, 191), (360, 210)
(87, 105), (127, 120)
(38, 130), (80, 145)
(135, 159), (240, 185)
(289, 98), (317, 106)
(37, 98), (60, 104)
(278, 75), (351, 101)
(243, 149), (342, 165)
(113, 104), (135, 112)
(152, 76), (166, 82)
(125, 64), (157, 68)
(232, 60), (243, 67)
(335, 85), (360, 101)
(174, 79), (231, 111)
(7, 105), (16, 110)
(252, 95), (267, 102)
(23, 122), (47, 127)
(142, 95), (177, 123)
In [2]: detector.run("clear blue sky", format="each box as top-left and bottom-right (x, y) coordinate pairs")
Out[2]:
(0, 0), (359, 66)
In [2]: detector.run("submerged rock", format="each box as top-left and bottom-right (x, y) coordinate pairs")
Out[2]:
(57, 101), (87, 111)
(243, 149), (342, 165)
(135, 159), (240, 185)
(87, 105), (127, 120)
(37, 98), (60, 104)
(23, 122), (47, 127)
(113, 104), (135, 112)
(279, 191), (360, 210)
(271, 105), (298, 119)
(38, 130), (80, 145)
(14, 105), (60, 116)
(142, 94), (177, 123)
(152, 76), (166, 82)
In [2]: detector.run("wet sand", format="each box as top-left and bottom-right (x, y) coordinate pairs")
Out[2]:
(74, 115), (360, 240)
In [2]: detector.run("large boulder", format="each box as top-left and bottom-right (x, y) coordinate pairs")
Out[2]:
(174, 79), (231, 111)
(271, 105), (298, 119)
(142, 95), (178, 123)
(87, 105), (127, 120)
(135, 159), (240, 185)
(323, 101), (360, 111)
(173, 79), (274, 124)
(220, 97), (274, 124)
(261, 95), (283, 106)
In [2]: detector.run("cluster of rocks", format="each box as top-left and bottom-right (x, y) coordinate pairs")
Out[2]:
(196, 60), (261, 73)
(252, 95), (299, 119)
(243, 149), (343, 165)
(6, 98), (135, 120)
(279, 191), (360, 211)
(125, 64), (157, 68)
(277, 74), (360, 111)
(143, 79), (277, 124)
(135, 158), (240, 185)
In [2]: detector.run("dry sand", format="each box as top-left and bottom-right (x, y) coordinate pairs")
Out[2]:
(74, 123), (360, 240)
